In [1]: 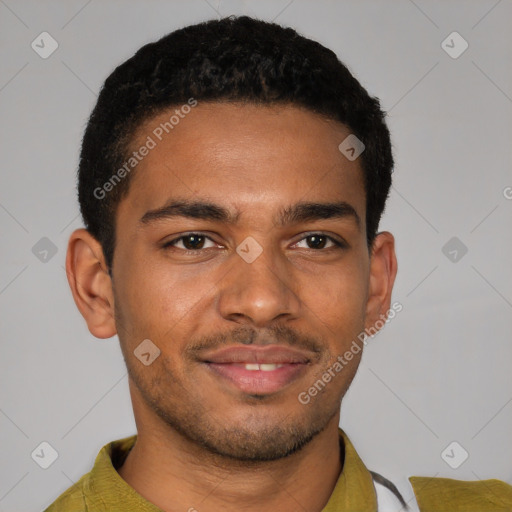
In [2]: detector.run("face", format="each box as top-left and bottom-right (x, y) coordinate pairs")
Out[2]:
(80, 102), (395, 462)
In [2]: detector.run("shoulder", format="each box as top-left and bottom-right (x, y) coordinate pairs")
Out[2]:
(43, 475), (119, 512)
(409, 475), (512, 511)
(43, 474), (89, 511)
(43, 435), (138, 512)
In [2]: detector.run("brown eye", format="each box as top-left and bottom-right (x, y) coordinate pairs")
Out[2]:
(164, 233), (217, 251)
(294, 234), (345, 250)
(181, 234), (205, 250)
(305, 235), (328, 249)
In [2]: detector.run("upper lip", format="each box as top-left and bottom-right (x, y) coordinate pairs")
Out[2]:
(200, 345), (312, 364)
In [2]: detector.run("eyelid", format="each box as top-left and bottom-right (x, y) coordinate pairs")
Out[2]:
(163, 232), (221, 250)
(291, 232), (348, 251)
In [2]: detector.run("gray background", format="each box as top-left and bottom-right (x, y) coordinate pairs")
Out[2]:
(1, 0), (511, 511)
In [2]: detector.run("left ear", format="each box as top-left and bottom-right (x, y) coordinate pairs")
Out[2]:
(65, 228), (117, 339)
(364, 231), (398, 331)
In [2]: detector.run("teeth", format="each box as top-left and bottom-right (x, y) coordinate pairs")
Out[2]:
(260, 364), (279, 371)
(243, 363), (284, 371)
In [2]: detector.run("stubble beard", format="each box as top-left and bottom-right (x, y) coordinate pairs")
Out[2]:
(127, 358), (343, 463)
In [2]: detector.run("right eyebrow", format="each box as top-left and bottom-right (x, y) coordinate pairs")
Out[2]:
(140, 199), (240, 225)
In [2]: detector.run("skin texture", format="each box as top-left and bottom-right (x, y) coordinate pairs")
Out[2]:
(66, 102), (397, 512)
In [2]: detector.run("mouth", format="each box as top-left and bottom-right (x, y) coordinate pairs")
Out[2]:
(200, 345), (314, 395)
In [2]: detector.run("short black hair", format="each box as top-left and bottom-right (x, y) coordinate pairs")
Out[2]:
(78, 15), (393, 272)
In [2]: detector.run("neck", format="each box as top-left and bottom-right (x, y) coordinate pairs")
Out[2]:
(118, 414), (343, 512)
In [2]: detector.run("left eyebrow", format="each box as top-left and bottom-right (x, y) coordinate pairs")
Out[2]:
(275, 201), (361, 229)
(139, 198), (361, 229)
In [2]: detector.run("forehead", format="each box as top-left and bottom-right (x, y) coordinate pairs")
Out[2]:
(118, 102), (366, 226)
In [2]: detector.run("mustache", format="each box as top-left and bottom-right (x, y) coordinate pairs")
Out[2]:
(185, 324), (324, 359)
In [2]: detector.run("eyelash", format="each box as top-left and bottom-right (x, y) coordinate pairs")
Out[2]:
(162, 232), (347, 254)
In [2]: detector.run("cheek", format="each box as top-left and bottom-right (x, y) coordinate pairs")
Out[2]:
(115, 254), (217, 341)
(299, 259), (369, 331)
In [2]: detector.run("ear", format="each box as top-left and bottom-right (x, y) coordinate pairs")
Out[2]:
(65, 229), (117, 339)
(364, 231), (398, 332)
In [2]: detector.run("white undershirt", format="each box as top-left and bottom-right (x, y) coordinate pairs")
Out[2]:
(373, 477), (420, 512)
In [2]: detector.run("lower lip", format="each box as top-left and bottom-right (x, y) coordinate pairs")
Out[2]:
(205, 363), (308, 394)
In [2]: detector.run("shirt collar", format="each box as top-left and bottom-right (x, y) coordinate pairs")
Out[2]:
(321, 429), (378, 511)
(87, 435), (161, 511)
(87, 428), (377, 511)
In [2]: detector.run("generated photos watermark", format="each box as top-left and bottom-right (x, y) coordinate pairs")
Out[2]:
(298, 301), (403, 405)
(93, 97), (198, 200)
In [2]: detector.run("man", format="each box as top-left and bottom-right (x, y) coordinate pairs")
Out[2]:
(46, 16), (512, 512)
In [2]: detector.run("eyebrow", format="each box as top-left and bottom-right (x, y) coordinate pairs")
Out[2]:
(140, 199), (361, 229)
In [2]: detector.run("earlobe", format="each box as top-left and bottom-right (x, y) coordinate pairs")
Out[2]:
(364, 231), (398, 332)
(65, 229), (117, 339)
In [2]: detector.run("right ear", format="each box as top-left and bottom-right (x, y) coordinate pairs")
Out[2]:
(65, 229), (117, 339)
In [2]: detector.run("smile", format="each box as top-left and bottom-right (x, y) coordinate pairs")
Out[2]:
(204, 361), (308, 395)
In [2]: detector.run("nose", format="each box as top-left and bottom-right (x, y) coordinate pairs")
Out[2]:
(217, 242), (302, 328)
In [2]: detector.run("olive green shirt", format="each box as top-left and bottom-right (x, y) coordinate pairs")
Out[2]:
(45, 429), (512, 511)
